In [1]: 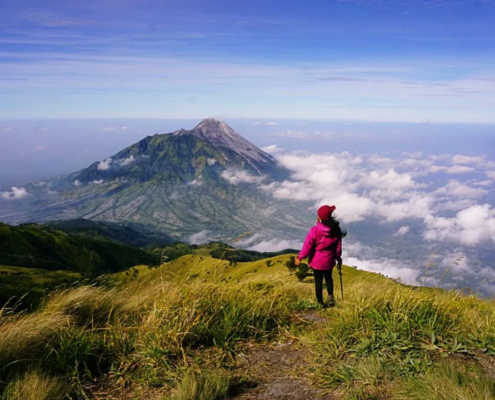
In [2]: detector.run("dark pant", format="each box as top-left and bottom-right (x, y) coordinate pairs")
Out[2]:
(312, 268), (334, 303)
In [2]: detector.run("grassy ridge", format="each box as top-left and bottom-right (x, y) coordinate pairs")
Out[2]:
(0, 222), (160, 275)
(0, 266), (81, 310)
(2, 255), (495, 399)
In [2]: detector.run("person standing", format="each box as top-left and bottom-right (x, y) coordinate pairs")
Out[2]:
(295, 205), (346, 307)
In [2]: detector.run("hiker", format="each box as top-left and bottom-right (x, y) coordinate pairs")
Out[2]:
(295, 205), (347, 307)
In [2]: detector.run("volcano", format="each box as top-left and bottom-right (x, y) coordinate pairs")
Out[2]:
(0, 119), (310, 240)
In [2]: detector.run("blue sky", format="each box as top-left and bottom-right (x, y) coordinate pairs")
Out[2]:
(1, 0), (495, 121)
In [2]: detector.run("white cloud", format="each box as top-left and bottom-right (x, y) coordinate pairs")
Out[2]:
(91, 179), (104, 185)
(122, 126), (128, 130)
(246, 238), (303, 252)
(207, 158), (217, 166)
(0, 186), (28, 200)
(97, 158), (112, 170)
(452, 154), (485, 165)
(473, 180), (492, 187)
(73, 180), (82, 187)
(486, 171), (495, 180)
(435, 180), (487, 200)
(395, 226), (410, 236)
(221, 169), (265, 185)
(276, 130), (308, 138)
(428, 165), (448, 173)
(100, 127), (116, 132)
(446, 165), (475, 174)
(188, 230), (212, 245)
(188, 179), (203, 186)
(35, 145), (46, 151)
(120, 155), (135, 166)
(261, 144), (285, 155)
(253, 121), (278, 125)
(424, 204), (495, 246)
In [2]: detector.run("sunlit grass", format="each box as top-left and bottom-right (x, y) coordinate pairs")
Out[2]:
(2, 254), (495, 399)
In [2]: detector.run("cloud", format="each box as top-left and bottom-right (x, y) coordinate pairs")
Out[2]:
(446, 165), (475, 174)
(188, 230), (212, 245)
(91, 179), (103, 184)
(452, 154), (485, 165)
(342, 242), (422, 285)
(473, 180), (492, 187)
(261, 144), (285, 155)
(236, 233), (302, 252)
(122, 126), (128, 130)
(428, 165), (448, 173)
(435, 180), (487, 200)
(221, 169), (265, 185)
(262, 151), (433, 223)
(100, 127), (116, 132)
(0, 186), (28, 200)
(73, 180), (82, 187)
(35, 145), (46, 151)
(188, 179), (203, 186)
(253, 121), (278, 125)
(486, 171), (495, 180)
(207, 158), (217, 166)
(275, 130), (309, 138)
(395, 226), (410, 236)
(97, 158), (112, 170)
(120, 155), (135, 166)
(424, 204), (495, 246)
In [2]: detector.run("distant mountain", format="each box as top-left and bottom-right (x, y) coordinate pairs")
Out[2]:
(0, 118), (311, 240)
(0, 222), (160, 275)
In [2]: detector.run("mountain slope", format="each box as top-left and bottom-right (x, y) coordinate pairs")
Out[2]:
(0, 222), (160, 275)
(0, 119), (311, 240)
(45, 219), (174, 248)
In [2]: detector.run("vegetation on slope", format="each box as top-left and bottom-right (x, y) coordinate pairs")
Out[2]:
(0, 222), (160, 276)
(2, 254), (495, 399)
(45, 219), (174, 248)
(0, 266), (81, 310)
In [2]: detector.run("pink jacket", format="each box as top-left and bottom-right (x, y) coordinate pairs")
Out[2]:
(298, 222), (342, 270)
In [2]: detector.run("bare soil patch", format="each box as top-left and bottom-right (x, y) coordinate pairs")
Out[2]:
(231, 339), (338, 400)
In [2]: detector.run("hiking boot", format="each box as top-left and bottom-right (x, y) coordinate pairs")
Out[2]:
(318, 301), (328, 309)
(327, 295), (335, 307)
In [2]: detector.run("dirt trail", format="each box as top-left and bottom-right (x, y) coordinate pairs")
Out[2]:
(231, 311), (338, 400)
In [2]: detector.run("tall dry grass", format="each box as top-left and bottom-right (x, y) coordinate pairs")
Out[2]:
(2, 371), (68, 400)
(0, 275), (300, 397)
(308, 278), (495, 396)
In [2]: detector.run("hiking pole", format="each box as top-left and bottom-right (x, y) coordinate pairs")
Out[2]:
(338, 261), (344, 300)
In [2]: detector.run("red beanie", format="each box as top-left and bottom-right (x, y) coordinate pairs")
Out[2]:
(317, 205), (336, 221)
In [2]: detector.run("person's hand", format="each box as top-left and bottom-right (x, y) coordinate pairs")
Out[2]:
(295, 258), (301, 266)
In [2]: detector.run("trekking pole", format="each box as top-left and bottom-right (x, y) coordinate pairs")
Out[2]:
(338, 261), (344, 300)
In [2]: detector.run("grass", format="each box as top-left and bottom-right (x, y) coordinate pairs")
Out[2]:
(307, 279), (495, 398)
(0, 256), (303, 398)
(397, 360), (495, 400)
(2, 254), (495, 399)
(168, 370), (230, 400)
(2, 371), (69, 400)
(0, 266), (81, 310)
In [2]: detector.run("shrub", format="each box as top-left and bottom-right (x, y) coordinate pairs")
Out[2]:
(285, 256), (297, 274)
(295, 263), (310, 282)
